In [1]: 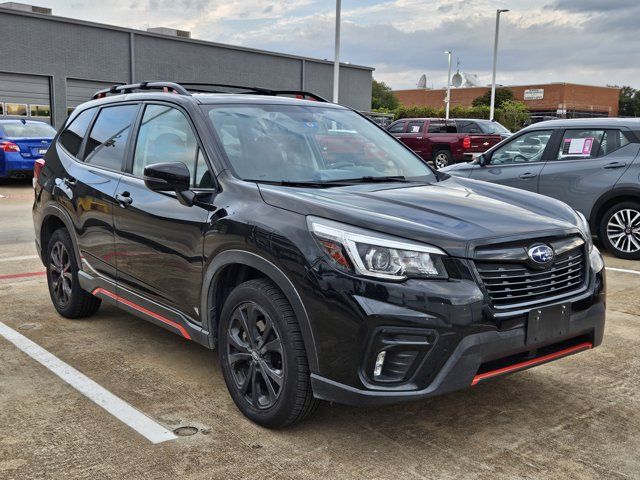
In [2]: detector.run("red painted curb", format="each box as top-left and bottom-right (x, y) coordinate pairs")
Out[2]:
(0, 271), (46, 281)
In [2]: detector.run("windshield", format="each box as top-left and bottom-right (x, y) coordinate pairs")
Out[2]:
(204, 104), (436, 184)
(479, 121), (510, 135)
(1, 122), (56, 138)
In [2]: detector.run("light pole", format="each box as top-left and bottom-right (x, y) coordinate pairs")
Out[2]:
(444, 50), (452, 120)
(489, 9), (509, 121)
(333, 0), (341, 103)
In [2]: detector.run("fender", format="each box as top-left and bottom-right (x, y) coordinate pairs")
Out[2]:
(200, 249), (319, 373)
(590, 186), (640, 229)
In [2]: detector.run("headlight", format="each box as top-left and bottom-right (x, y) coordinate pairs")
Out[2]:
(308, 216), (448, 280)
(575, 211), (593, 251)
(589, 245), (605, 273)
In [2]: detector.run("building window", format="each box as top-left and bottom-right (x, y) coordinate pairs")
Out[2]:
(67, 107), (75, 116)
(5, 103), (28, 117)
(0, 103), (4, 115)
(30, 104), (51, 118)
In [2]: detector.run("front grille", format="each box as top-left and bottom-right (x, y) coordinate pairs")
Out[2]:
(475, 246), (587, 310)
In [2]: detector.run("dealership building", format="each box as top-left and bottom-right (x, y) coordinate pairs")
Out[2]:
(394, 83), (621, 118)
(0, 3), (373, 128)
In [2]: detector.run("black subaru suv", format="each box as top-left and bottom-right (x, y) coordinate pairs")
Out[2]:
(33, 82), (606, 428)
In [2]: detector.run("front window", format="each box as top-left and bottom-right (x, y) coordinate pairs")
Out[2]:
(490, 130), (553, 165)
(205, 104), (435, 183)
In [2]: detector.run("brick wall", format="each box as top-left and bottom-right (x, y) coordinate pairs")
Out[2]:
(394, 83), (620, 116)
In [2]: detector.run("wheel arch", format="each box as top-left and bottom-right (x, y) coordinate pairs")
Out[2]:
(39, 204), (80, 265)
(201, 249), (319, 372)
(590, 187), (640, 233)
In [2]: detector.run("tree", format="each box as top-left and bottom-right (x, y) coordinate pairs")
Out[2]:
(495, 100), (530, 132)
(371, 79), (399, 110)
(472, 87), (514, 108)
(615, 86), (640, 117)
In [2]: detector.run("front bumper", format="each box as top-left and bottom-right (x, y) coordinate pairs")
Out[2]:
(311, 294), (605, 405)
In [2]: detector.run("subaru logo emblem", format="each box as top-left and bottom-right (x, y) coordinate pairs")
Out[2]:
(527, 244), (555, 266)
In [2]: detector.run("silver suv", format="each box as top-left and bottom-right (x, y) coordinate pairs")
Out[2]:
(442, 118), (640, 259)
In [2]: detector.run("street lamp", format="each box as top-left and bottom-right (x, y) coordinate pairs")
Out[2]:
(489, 9), (509, 121)
(444, 50), (452, 120)
(333, 0), (341, 103)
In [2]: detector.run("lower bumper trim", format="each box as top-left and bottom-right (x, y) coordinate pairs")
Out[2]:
(471, 341), (592, 386)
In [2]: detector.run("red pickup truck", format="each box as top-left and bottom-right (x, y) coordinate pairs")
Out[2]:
(387, 118), (511, 169)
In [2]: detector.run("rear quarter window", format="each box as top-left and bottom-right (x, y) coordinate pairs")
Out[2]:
(59, 108), (97, 158)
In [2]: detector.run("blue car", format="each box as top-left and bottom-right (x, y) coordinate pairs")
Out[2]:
(0, 119), (56, 179)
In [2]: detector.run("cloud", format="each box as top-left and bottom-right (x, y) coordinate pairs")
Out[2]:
(29, 0), (640, 90)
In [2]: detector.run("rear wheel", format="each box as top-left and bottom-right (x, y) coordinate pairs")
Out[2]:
(46, 228), (101, 318)
(433, 150), (452, 169)
(218, 279), (319, 428)
(599, 202), (640, 260)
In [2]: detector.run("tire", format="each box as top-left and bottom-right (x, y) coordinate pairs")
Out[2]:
(46, 228), (102, 318)
(433, 150), (452, 169)
(218, 278), (319, 428)
(599, 201), (640, 260)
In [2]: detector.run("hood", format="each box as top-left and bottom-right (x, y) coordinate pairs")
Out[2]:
(258, 176), (581, 258)
(439, 162), (474, 177)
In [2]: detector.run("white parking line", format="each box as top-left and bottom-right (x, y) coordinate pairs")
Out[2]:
(606, 267), (640, 276)
(0, 254), (39, 263)
(0, 321), (177, 444)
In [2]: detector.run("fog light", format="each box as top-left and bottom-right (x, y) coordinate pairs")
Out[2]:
(373, 351), (386, 378)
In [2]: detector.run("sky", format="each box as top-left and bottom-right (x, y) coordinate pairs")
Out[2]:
(32, 0), (640, 90)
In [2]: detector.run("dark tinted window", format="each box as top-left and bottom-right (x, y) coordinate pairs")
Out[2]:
(407, 121), (424, 133)
(428, 121), (457, 133)
(388, 121), (406, 133)
(456, 121), (481, 134)
(59, 109), (96, 157)
(84, 105), (138, 170)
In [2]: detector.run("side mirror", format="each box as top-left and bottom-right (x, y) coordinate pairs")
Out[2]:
(477, 154), (487, 167)
(144, 162), (195, 207)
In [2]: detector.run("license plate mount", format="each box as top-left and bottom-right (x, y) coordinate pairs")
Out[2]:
(526, 302), (571, 345)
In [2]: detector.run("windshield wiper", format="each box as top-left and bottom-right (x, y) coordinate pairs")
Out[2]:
(323, 175), (411, 184)
(244, 179), (332, 188)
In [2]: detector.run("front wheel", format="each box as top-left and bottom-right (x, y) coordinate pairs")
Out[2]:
(433, 150), (452, 169)
(599, 202), (640, 260)
(218, 279), (319, 428)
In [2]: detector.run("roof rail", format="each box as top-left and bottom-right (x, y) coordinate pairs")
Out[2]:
(91, 81), (328, 102)
(92, 81), (190, 99)
(179, 83), (328, 102)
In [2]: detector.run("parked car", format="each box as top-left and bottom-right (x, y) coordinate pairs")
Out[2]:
(0, 119), (55, 179)
(386, 118), (511, 169)
(33, 82), (605, 428)
(441, 118), (640, 259)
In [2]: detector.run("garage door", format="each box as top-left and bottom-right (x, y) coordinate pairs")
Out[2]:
(66, 79), (121, 114)
(0, 72), (52, 124)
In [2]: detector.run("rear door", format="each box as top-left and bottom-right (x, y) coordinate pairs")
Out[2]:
(401, 120), (427, 158)
(538, 128), (640, 218)
(112, 102), (213, 322)
(469, 129), (555, 192)
(55, 103), (139, 279)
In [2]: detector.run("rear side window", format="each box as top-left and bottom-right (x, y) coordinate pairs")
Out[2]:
(388, 122), (406, 133)
(406, 121), (424, 133)
(428, 121), (457, 133)
(84, 104), (138, 170)
(59, 108), (96, 157)
(556, 129), (615, 160)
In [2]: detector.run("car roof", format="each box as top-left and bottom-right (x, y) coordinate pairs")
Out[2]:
(77, 92), (347, 111)
(527, 117), (640, 129)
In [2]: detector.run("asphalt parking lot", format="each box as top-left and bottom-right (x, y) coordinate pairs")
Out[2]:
(1, 179), (639, 480)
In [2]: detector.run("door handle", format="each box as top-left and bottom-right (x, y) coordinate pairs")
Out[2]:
(115, 192), (133, 207)
(519, 172), (537, 179)
(603, 162), (627, 170)
(63, 176), (77, 187)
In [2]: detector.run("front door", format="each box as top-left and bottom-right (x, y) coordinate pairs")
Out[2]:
(112, 103), (214, 322)
(469, 129), (555, 192)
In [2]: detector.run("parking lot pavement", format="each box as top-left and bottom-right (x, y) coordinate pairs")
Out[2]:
(1, 180), (640, 480)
